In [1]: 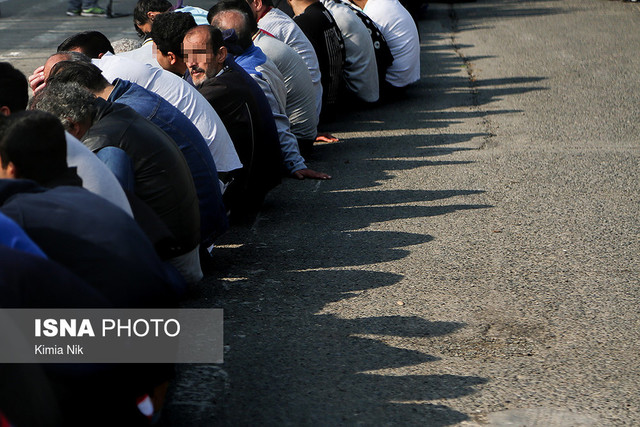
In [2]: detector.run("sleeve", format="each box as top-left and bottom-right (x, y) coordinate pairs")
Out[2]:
(251, 75), (307, 173)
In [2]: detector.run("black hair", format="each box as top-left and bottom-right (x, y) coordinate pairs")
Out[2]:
(47, 61), (110, 93)
(149, 11), (197, 57)
(51, 51), (93, 65)
(133, 0), (173, 38)
(208, 0), (257, 51)
(0, 110), (68, 183)
(184, 25), (225, 53)
(57, 31), (115, 59)
(0, 62), (28, 113)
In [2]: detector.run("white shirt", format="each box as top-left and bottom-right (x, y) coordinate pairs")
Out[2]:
(254, 31), (318, 141)
(117, 39), (161, 69)
(175, 6), (209, 24)
(65, 132), (133, 217)
(363, 0), (420, 88)
(254, 56), (307, 173)
(321, 0), (379, 102)
(258, 7), (323, 119)
(94, 53), (242, 173)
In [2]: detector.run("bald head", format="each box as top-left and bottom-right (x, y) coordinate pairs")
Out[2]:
(43, 51), (91, 81)
(209, 8), (254, 51)
(44, 53), (72, 81)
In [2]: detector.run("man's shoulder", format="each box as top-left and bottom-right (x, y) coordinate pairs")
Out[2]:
(263, 7), (294, 24)
(113, 78), (156, 102)
(84, 103), (143, 149)
(1, 180), (105, 212)
(295, 3), (332, 31)
(363, 0), (401, 19)
(201, 70), (251, 101)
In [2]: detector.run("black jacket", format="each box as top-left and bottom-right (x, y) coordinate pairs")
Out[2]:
(0, 179), (181, 307)
(83, 98), (200, 255)
(198, 59), (281, 215)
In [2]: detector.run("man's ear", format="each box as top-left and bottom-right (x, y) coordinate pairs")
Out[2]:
(147, 11), (161, 22)
(216, 46), (228, 65)
(0, 106), (10, 117)
(168, 51), (178, 65)
(6, 162), (17, 179)
(0, 159), (18, 179)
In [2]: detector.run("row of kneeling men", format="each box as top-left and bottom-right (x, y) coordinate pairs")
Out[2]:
(0, 0), (420, 425)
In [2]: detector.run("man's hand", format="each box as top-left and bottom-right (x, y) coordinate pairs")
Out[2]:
(315, 132), (339, 143)
(292, 168), (332, 180)
(28, 66), (46, 94)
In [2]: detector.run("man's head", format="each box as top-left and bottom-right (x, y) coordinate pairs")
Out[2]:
(208, 2), (258, 51)
(111, 38), (142, 54)
(0, 62), (28, 116)
(30, 82), (97, 141)
(149, 11), (197, 75)
(133, 0), (173, 37)
(244, 0), (273, 19)
(0, 110), (68, 183)
(47, 61), (111, 95)
(42, 52), (92, 84)
(183, 26), (227, 86)
(57, 31), (114, 59)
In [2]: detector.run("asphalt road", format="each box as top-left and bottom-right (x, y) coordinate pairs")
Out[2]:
(1, 0), (639, 426)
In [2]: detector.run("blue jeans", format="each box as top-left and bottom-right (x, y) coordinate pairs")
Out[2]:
(68, 0), (99, 10)
(96, 146), (135, 193)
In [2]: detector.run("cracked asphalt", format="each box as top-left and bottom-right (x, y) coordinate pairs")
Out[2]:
(1, 0), (638, 425)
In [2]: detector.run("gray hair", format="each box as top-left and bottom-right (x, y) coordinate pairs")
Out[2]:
(29, 82), (97, 131)
(111, 38), (142, 54)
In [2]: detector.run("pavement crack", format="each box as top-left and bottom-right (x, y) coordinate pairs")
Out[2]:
(448, 5), (497, 150)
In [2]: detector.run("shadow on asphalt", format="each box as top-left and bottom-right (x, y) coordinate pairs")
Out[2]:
(162, 2), (553, 426)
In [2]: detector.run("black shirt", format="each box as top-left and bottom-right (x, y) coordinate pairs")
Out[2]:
(294, 2), (345, 113)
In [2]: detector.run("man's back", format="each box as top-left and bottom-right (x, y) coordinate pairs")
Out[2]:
(0, 179), (179, 308)
(65, 132), (133, 217)
(293, 2), (345, 115)
(321, 0), (379, 103)
(107, 78), (228, 245)
(254, 30), (318, 142)
(235, 44), (308, 174)
(258, 7), (323, 117)
(362, 0), (420, 88)
(94, 53), (242, 174)
(82, 98), (201, 257)
(198, 60), (281, 216)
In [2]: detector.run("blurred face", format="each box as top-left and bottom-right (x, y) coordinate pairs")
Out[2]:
(183, 29), (223, 86)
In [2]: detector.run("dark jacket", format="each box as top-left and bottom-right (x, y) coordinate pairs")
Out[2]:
(0, 211), (46, 258)
(294, 2), (345, 111)
(108, 79), (228, 246)
(82, 98), (200, 255)
(0, 179), (181, 307)
(198, 58), (281, 216)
